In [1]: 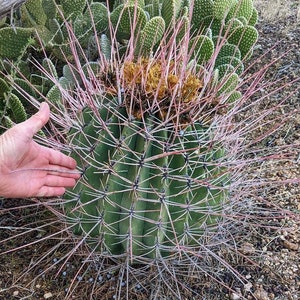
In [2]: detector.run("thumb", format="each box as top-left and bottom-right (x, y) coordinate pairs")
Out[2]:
(21, 102), (50, 138)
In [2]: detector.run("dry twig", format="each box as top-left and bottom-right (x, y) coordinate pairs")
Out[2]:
(0, 0), (26, 19)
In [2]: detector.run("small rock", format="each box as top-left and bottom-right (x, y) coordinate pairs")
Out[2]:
(253, 287), (270, 300)
(44, 292), (53, 299)
(240, 242), (256, 255)
(244, 282), (253, 292)
(230, 292), (241, 300)
(13, 291), (19, 297)
(283, 240), (299, 251)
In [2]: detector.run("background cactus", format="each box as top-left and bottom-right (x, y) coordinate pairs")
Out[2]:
(0, 27), (33, 59)
(0, 77), (27, 132)
(0, 0), (108, 129)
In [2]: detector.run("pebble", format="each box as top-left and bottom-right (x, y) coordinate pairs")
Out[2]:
(283, 240), (299, 251)
(44, 292), (53, 299)
(253, 287), (270, 300)
(240, 242), (256, 255)
(244, 282), (253, 292)
(230, 292), (241, 300)
(13, 291), (19, 297)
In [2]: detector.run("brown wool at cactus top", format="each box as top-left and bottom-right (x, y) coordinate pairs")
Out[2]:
(99, 58), (205, 124)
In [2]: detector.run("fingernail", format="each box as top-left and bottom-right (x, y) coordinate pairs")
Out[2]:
(40, 102), (49, 112)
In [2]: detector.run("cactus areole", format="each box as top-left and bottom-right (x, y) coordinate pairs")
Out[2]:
(61, 0), (258, 261)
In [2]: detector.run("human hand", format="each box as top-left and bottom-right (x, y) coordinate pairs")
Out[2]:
(0, 102), (80, 198)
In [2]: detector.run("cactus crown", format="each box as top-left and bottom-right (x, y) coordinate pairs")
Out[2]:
(103, 58), (206, 124)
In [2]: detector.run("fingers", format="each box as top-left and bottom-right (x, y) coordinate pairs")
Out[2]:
(36, 174), (77, 197)
(21, 102), (50, 139)
(45, 164), (81, 179)
(44, 175), (77, 188)
(37, 186), (66, 197)
(45, 147), (78, 170)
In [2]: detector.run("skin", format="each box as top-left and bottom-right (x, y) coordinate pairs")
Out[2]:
(0, 102), (80, 198)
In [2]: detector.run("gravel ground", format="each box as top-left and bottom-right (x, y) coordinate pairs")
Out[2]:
(236, 1), (300, 299)
(0, 1), (299, 299)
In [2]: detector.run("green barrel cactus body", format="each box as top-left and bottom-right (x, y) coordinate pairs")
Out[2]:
(65, 100), (228, 259)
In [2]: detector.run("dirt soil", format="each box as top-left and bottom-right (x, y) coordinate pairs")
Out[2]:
(0, 2), (299, 300)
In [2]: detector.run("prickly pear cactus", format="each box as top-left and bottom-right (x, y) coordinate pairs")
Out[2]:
(0, 78), (27, 133)
(0, 27), (33, 59)
(0, 0), (110, 122)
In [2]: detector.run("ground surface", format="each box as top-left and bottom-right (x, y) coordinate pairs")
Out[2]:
(0, 1), (299, 299)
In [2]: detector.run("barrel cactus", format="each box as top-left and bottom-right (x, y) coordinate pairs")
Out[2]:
(64, 61), (229, 260)
(40, 0), (259, 263)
